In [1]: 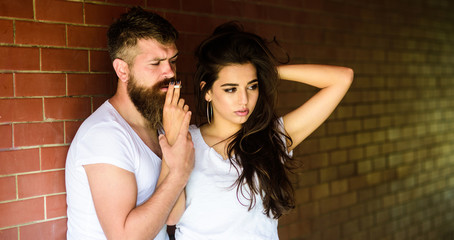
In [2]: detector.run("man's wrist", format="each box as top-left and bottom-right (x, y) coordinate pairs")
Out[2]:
(165, 170), (189, 188)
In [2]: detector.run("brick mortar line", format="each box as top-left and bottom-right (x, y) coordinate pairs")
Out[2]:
(0, 43), (107, 51)
(0, 167), (66, 177)
(0, 216), (68, 231)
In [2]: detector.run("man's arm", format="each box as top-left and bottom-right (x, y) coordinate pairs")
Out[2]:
(84, 111), (194, 240)
(158, 81), (190, 225)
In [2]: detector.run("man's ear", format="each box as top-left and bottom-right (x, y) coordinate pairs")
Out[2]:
(112, 59), (129, 83)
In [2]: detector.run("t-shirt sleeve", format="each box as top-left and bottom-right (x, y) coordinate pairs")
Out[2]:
(74, 123), (136, 172)
(278, 117), (293, 157)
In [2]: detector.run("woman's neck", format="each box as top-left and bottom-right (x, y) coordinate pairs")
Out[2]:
(202, 118), (241, 141)
(200, 119), (241, 159)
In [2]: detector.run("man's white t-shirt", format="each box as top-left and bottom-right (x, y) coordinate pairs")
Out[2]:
(65, 100), (168, 240)
(175, 123), (290, 240)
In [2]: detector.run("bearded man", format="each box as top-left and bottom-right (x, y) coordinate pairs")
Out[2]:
(65, 7), (194, 240)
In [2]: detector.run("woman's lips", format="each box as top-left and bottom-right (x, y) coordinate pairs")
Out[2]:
(235, 109), (249, 116)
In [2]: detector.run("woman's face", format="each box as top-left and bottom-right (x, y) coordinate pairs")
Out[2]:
(205, 63), (259, 128)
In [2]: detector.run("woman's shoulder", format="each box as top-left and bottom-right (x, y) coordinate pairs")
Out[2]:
(188, 124), (200, 133)
(188, 125), (203, 143)
(188, 125), (213, 151)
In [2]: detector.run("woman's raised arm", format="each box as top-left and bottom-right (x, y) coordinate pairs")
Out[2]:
(280, 64), (354, 151)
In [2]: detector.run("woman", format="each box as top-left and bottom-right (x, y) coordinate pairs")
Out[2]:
(172, 22), (353, 239)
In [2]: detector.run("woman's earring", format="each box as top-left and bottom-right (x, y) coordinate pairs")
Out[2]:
(206, 101), (213, 124)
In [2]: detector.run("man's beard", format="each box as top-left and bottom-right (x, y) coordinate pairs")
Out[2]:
(127, 74), (172, 129)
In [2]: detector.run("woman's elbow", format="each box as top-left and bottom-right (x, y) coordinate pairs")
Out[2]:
(343, 67), (354, 84)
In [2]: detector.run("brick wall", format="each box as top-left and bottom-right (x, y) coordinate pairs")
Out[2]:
(0, 0), (453, 239)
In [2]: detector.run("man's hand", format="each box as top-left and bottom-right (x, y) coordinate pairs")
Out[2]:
(159, 110), (194, 182)
(158, 81), (193, 225)
(162, 81), (189, 145)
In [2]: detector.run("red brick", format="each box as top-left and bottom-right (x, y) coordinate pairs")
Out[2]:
(44, 97), (91, 120)
(65, 120), (83, 144)
(279, 210), (299, 227)
(298, 170), (318, 187)
(0, 19), (14, 43)
(278, 25), (301, 43)
(338, 163), (355, 178)
(175, 53), (197, 74)
(254, 0), (280, 4)
(35, 0), (83, 23)
(277, 91), (308, 109)
(268, 5), (301, 23)
(255, 23), (287, 43)
(93, 96), (110, 110)
(14, 122), (64, 147)
(0, 73), (14, 97)
(319, 196), (341, 214)
(0, 98), (43, 123)
(175, 33), (206, 56)
(0, 47), (39, 70)
(340, 192), (357, 208)
(68, 25), (108, 48)
(107, 0), (145, 6)
(182, 0), (212, 13)
(0, 0), (34, 19)
(296, 138), (320, 155)
(18, 170), (65, 198)
(41, 48), (88, 72)
(165, 12), (215, 34)
(68, 73), (114, 96)
(15, 73), (66, 97)
(295, 187), (310, 204)
(41, 146), (68, 170)
(146, 0), (180, 9)
(0, 124), (12, 148)
(331, 179), (348, 195)
(213, 0), (244, 18)
(0, 198), (44, 228)
(20, 218), (67, 240)
(0, 176), (16, 201)
(0, 227), (18, 240)
(15, 21), (66, 46)
(0, 148), (40, 175)
(46, 194), (67, 218)
(90, 50), (113, 72)
(349, 175), (368, 190)
(311, 183), (330, 200)
(322, 226), (341, 240)
(85, 3), (128, 26)
(304, 153), (329, 170)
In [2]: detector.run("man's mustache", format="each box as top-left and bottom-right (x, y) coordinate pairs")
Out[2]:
(156, 77), (176, 89)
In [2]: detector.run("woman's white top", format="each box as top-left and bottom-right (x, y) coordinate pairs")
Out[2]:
(176, 121), (291, 240)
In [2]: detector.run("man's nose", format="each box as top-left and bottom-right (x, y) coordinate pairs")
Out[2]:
(162, 61), (175, 79)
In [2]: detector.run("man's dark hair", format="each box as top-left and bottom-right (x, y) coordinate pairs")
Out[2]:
(107, 6), (178, 64)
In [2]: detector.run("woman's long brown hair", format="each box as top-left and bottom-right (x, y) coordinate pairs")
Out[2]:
(194, 22), (296, 218)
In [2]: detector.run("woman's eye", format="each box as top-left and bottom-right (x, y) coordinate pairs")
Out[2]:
(248, 84), (259, 90)
(224, 88), (236, 93)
